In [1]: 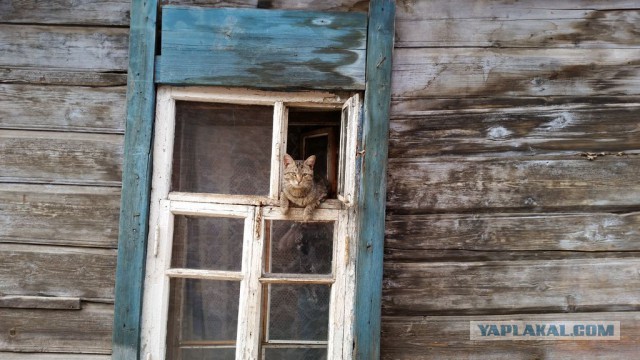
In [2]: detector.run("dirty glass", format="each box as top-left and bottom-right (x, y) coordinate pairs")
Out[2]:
(171, 215), (244, 271)
(265, 220), (334, 274)
(172, 102), (273, 195)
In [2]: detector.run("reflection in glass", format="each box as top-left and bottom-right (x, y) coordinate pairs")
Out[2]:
(171, 216), (244, 271)
(267, 284), (330, 341)
(166, 279), (240, 359)
(266, 221), (334, 274)
(172, 102), (273, 195)
(264, 348), (327, 360)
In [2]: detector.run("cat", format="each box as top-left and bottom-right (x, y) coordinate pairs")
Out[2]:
(280, 154), (328, 221)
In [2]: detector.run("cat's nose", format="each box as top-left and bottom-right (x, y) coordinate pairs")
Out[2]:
(296, 175), (302, 182)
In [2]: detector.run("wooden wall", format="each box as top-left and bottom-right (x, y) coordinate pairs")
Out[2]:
(0, 0), (129, 358)
(4, 0), (639, 359)
(382, 1), (640, 359)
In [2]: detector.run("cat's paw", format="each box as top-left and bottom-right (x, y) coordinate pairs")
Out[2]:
(280, 196), (290, 215)
(303, 207), (313, 222)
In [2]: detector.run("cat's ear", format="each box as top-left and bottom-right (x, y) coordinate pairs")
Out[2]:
(304, 155), (316, 169)
(283, 154), (295, 166)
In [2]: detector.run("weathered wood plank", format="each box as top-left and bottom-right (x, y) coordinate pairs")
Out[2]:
(0, 302), (112, 354)
(392, 48), (640, 100)
(396, 8), (640, 48)
(113, 0), (158, 358)
(385, 250), (640, 263)
(381, 312), (640, 359)
(387, 157), (640, 213)
(0, 244), (116, 301)
(0, 130), (123, 186)
(0, 84), (126, 133)
(0, 25), (128, 71)
(161, 0), (368, 12)
(386, 212), (640, 254)
(354, 1), (395, 359)
(156, 6), (366, 89)
(396, 0), (640, 20)
(383, 258), (640, 316)
(0, 353), (110, 360)
(0, 68), (127, 87)
(0, 0), (130, 26)
(0, 184), (120, 248)
(391, 95), (640, 113)
(0, 296), (81, 310)
(389, 105), (640, 157)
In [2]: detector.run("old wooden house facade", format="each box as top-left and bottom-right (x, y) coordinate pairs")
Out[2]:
(1, 0), (639, 359)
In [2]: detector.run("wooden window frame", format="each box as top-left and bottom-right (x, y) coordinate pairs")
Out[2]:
(113, 2), (394, 359)
(140, 87), (361, 359)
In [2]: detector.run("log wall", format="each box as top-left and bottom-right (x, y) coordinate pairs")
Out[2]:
(0, 1), (128, 358)
(382, 1), (640, 358)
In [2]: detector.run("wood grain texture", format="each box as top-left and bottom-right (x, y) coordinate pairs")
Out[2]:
(156, 6), (366, 89)
(391, 48), (640, 100)
(0, 25), (128, 71)
(0, 302), (112, 354)
(383, 258), (640, 316)
(0, 84), (126, 133)
(112, 0), (158, 358)
(390, 95), (640, 113)
(387, 156), (640, 213)
(389, 105), (640, 157)
(0, 244), (116, 301)
(0, 184), (120, 248)
(396, 0), (640, 20)
(0, 296), (81, 310)
(381, 312), (640, 359)
(386, 212), (640, 254)
(161, 0), (368, 12)
(396, 6), (640, 48)
(385, 250), (640, 263)
(0, 353), (110, 360)
(0, 0), (130, 26)
(354, 0), (395, 359)
(0, 68), (127, 87)
(0, 130), (123, 186)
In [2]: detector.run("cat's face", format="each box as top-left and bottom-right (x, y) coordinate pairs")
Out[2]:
(283, 154), (316, 190)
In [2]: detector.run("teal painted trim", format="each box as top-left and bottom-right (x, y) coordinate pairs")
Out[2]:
(156, 6), (367, 90)
(112, 0), (158, 359)
(354, 0), (395, 359)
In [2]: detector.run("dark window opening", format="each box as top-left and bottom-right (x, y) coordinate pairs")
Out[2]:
(286, 109), (342, 199)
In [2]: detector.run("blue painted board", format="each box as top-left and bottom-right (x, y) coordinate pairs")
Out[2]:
(112, 0), (158, 359)
(354, 0), (395, 359)
(156, 6), (367, 89)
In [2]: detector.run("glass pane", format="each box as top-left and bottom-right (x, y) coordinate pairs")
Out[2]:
(267, 284), (330, 341)
(264, 348), (327, 360)
(266, 221), (333, 274)
(166, 279), (240, 359)
(181, 348), (235, 360)
(172, 216), (244, 271)
(172, 102), (273, 195)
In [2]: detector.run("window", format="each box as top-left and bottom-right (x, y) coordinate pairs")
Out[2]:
(141, 87), (362, 360)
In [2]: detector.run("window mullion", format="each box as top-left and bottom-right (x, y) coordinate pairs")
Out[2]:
(270, 102), (288, 199)
(236, 206), (264, 359)
(142, 199), (174, 359)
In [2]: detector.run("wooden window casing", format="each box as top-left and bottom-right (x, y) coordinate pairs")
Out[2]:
(140, 87), (362, 360)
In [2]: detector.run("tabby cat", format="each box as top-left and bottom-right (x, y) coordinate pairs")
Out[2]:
(280, 154), (328, 221)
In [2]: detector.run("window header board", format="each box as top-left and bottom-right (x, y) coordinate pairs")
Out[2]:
(156, 6), (367, 90)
